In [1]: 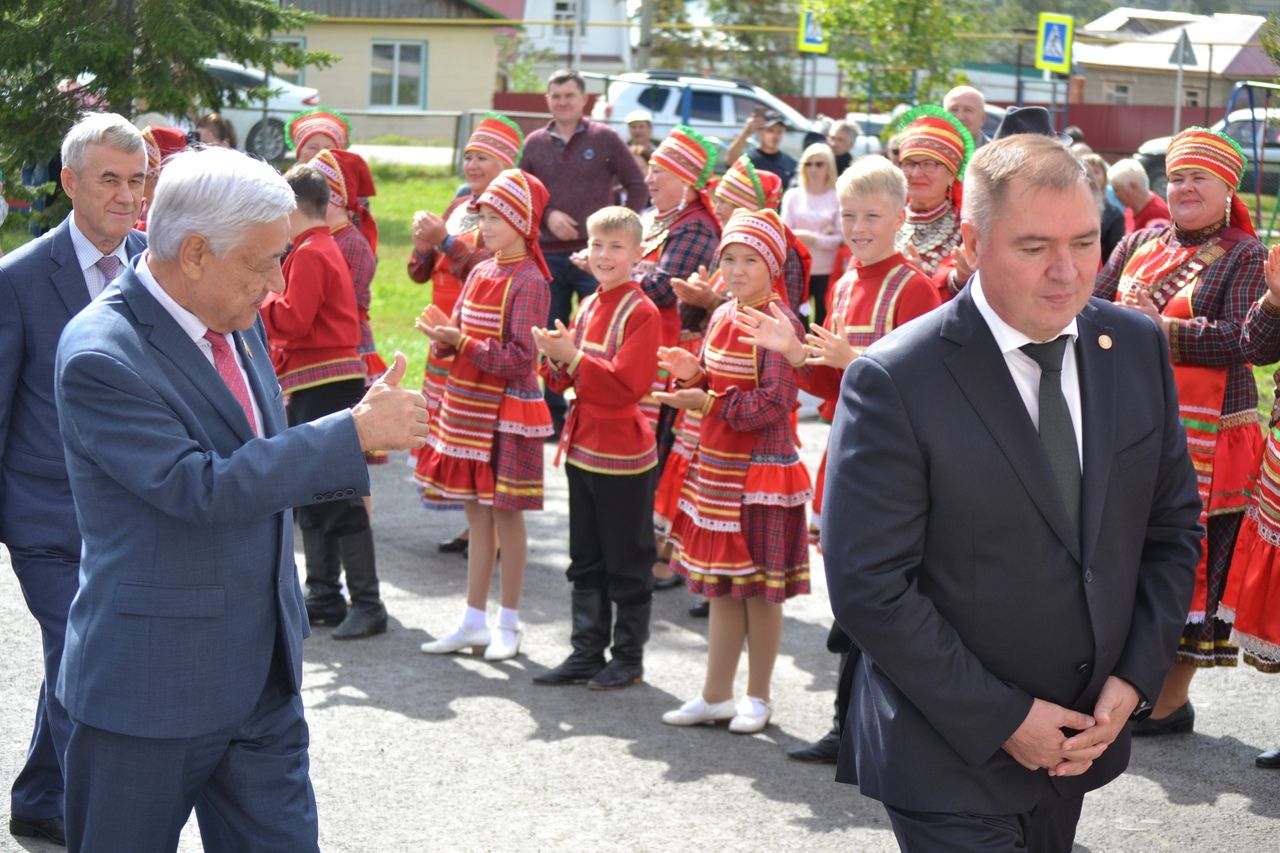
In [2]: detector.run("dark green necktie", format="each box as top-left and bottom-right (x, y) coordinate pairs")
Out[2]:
(1020, 337), (1080, 535)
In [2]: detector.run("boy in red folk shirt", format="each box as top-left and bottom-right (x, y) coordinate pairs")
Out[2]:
(261, 163), (388, 640)
(532, 207), (662, 689)
(737, 155), (939, 761)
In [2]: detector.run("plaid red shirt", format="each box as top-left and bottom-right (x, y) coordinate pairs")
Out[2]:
(1096, 225), (1269, 416)
(434, 257), (550, 402)
(640, 213), (720, 310)
(332, 224), (377, 352)
(408, 196), (493, 285)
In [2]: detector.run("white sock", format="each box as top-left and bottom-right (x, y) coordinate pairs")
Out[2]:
(497, 607), (520, 631)
(461, 605), (487, 631)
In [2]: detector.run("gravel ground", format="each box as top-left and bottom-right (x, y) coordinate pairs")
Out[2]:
(2, 415), (1278, 851)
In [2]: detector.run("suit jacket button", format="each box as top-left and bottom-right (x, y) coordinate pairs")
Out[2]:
(344, 488), (355, 497)
(313, 494), (324, 502)
(1076, 662), (1091, 675)
(1084, 570), (1094, 583)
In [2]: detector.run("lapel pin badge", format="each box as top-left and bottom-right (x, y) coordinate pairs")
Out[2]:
(1098, 334), (1113, 350)
(242, 338), (254, 360)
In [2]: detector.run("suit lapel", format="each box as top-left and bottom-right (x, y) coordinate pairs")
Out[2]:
(1076, 304), (1116, 572)
(49, 218), (91, 318)
(942, 291), (1082, 562)
(119, 272), (255, 443)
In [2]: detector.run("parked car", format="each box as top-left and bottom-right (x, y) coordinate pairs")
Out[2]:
(589, 70), (816, 165)
(201, 58), (320, 161)
(1135, 108), (1280, 196)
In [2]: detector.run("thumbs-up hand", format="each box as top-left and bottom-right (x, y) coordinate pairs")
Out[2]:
(351, 352), (429, 452)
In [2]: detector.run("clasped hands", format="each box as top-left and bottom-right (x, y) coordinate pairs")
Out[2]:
(412, 210), (447, 254)
(531, 319), (579, 365)
(1002, 676), (1139, 777)
(415, 304), (461, 347)
(734, 302), (855, 370)
(652, 347), (708, 410)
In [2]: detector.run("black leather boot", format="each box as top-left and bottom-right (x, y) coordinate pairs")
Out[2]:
(302, 528), (346, 626)
(588, 599), (651, 690)
(533, 588), (610, 685)
(332, 528), (387, 640)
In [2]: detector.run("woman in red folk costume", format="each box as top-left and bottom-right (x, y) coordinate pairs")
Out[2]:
(134, 126), (187, 230)
(416, 169), (552, 662)
(656, 209), (812, 735)
(410, 114), (522, 425)
(287, 107), (378, 251)
(1096, 127), (1271, 736)
(635, 125), (722, 430)
(653, 156), (808, 591)
(1220, 246), (1280, 767)
(892, 105), (974, 303)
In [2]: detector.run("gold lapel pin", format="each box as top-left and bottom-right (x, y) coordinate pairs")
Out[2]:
(1098, 334), (1113, 350)
(242, 338), (254, 360)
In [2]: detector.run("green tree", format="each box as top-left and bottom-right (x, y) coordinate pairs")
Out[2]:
(0, 0), (327, 214)
(705, 0), (801, 95)
(647, 0), (702, 72)
(825, 0), (982, 111)
(496, 32), (558, 93)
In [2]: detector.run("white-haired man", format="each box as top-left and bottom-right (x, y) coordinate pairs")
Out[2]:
(53, 146), (427, 851)
(0, 112), (147, 846)
(1108, 158), (1171, 232)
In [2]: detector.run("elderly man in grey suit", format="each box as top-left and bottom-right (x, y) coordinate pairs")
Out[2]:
(0, 112), (147, 846)
(53, 146), (428, 852)
(823, 134), (1201, 851)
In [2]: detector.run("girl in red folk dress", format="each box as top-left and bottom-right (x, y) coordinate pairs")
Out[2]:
(415, 169), (552, 661)
(287, 108), (379, 252)
(409, 114), (523, 554)
(657, 209), (812, 734)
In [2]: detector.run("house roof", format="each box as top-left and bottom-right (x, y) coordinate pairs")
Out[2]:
(1076, 10), (1279, 78)
(287, 0), (506, 20)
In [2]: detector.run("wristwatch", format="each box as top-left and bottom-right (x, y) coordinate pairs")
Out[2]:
(1130, 694), (1154, 722)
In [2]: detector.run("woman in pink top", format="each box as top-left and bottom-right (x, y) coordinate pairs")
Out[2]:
(781, 143), (842, 326)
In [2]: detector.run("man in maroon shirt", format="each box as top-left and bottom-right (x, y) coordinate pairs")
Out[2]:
(1109, 158), (1171, 232)
(519, 68), (648, 433)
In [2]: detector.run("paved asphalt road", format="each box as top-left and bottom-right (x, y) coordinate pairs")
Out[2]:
(2, 415), (1278, 851)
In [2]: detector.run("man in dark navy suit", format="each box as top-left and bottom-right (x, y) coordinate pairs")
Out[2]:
(0, 112), (147, 846)
(823, 134), (1202, 852)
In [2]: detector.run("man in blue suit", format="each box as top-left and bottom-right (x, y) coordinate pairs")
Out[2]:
(53, 146), (428, 852)
(823, 134), (1202, 851)
(0, 112), (147, 846)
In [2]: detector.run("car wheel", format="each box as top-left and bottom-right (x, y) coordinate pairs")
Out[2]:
(246, 118), (286, 162)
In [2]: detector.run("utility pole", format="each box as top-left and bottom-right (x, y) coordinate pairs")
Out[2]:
(636, 0), (655, 71)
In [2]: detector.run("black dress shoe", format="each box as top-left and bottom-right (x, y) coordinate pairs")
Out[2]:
(787, 730), (841, 764)
(10, 814), (66, 845)
(437, 534), (469, 554)
(305, 601), (347, 627)
(1256, 747), (1280, 768)
(331, 606), (388, 640)
(653, 575), (683, 591)
(1131, 700), (1194, 737)
(688, 600), (709, 618)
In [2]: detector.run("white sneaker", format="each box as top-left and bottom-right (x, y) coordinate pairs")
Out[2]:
(728, 696), (772, 734)
(420, 625), (490, 655)
(484, 625), (522, 661)
(661, 695), (738, 727)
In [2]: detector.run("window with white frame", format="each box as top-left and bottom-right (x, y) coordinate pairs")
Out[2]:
(553, 0), (577, 37)
(1103, 81), (1131, 105)
(370, 41), (427, 110)
(273, 36), (306, 86)
(1184, 88), (1202, 108)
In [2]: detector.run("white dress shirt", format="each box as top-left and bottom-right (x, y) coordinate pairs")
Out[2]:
(134, 255), (264, 437)
(971, 274), (1083, 469)
(69, 213), (131, 300)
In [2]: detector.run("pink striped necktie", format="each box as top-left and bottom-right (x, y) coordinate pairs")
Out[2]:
(202, 330), (259, 435)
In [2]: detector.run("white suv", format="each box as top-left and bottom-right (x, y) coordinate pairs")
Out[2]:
(590, 71), (816, 164)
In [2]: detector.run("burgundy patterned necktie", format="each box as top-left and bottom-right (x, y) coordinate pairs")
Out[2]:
(202, 330), (259, 435)
(91, 254), (123, 298)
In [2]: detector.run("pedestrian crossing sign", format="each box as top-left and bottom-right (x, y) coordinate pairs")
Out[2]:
(797, 2), (829, 55)
(1035, 13), (1074, 74)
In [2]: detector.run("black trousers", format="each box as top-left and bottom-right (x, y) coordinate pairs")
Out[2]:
(885, 792), (1084, 853)
(288, 379), (380, 606)
(565, 465), (656, 606)
(810, 273), (832, 329)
